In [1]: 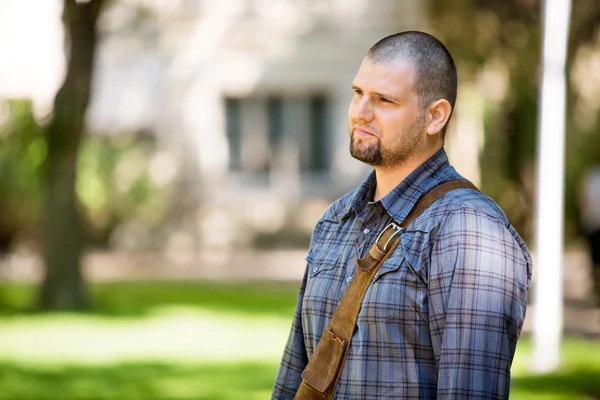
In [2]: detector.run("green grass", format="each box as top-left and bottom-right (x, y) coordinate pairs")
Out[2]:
(0, 362), (277, 399)
(510, 337), (600, 400)
(0, 280), (301, 317)
(0, 281), (598, 399)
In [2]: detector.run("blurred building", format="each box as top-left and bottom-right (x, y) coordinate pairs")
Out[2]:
(91, 0), (427, 194)
(0, 0), (439, 251)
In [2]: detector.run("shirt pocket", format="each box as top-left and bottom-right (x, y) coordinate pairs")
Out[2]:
(306, 247), (339, 278)
(361, 238), (429, 324)
(303, 247), (344, 325)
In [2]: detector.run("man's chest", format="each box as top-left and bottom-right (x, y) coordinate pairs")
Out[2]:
(301, 217), (432, 353)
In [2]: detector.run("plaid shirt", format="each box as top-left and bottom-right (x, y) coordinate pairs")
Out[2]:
(272, 149), (532, 400)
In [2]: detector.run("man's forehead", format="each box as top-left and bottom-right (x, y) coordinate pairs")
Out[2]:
(352, 58), (416, 94)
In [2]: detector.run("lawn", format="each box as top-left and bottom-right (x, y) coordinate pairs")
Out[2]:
(0, 281), (598, 399)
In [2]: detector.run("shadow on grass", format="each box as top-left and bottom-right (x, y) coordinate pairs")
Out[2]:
(0, 281), (300, 319)
(2, 361), (600, 400)
(0, 361), (279, 400)
(511, 369), (600, 400)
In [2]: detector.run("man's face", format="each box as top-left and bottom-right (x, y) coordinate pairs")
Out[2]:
(348, 58), (426, 167)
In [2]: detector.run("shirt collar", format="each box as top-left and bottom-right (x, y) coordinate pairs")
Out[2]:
(341, 148), (459, 224)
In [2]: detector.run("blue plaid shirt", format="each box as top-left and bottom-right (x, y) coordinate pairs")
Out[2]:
(272, 149), (532, 399)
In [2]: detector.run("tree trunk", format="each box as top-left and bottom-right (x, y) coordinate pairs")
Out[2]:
(38, 0), (104, 310)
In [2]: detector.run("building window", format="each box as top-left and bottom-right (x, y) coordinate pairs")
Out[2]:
(224, 95), (330, 174)
(309, 96), (329, 172)
(267, 97), (283, 171)
(225, 98), (242, 171)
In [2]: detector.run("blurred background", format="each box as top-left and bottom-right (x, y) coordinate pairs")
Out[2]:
(0, 0), (599, 398)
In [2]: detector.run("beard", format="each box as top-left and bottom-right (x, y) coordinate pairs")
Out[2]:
(349, 131), (384, 165)
(349, 112), (426, 167)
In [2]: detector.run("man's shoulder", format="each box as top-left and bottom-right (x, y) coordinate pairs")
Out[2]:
(426, 185), (533, 276)
(443, 187), (507, 221)
(416, 186), (510, 231)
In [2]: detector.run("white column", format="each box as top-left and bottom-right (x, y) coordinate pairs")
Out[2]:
(532, 0), (572, 373)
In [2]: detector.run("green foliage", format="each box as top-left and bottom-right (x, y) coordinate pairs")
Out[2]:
(0, 100), (46, 251)
(429, 1), (600, 244)
(0, 99), (168, 251)
(75, 134), (168, 247)
(428, 1), (542, 242)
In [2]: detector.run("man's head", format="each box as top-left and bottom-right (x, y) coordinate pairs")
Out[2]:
(348, 31), (457, 168)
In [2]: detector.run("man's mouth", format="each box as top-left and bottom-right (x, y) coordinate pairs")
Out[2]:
(354, 128), (377, 138)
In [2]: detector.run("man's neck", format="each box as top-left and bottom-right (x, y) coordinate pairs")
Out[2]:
(372, 145), (443, 202)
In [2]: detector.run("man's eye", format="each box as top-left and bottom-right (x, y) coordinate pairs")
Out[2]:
(380, 97), (391, 103)
(354, 89), (363, 95)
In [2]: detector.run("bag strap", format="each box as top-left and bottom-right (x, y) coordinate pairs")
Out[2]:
(401, 179), (479, 229)
(294, 179), (478, 400)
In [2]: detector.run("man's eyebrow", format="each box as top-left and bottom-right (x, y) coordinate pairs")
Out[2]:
(351, 85), (400, 102)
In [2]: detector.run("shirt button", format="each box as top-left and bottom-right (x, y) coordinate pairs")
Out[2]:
(346, 276), (353, 283)
(363, 228), (370, 234)
(312, 266), (319, 273)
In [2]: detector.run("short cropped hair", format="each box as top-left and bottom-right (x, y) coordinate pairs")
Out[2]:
(367, 31), (458, 135)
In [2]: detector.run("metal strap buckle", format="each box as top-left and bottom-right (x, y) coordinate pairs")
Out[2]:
(374, 222), (403, 252)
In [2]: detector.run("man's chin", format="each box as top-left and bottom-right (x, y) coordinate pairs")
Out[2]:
(350, 148), (382, 166)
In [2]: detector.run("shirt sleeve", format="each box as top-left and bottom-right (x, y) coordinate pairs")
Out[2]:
(271, 266), (309, 399)
(428, 207), (531, 400)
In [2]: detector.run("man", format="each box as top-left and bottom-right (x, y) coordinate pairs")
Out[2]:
(272, 31), (532, 400)
(579, 165), (600, 304)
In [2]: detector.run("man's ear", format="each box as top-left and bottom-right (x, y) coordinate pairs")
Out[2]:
(426, 99), (452, 136)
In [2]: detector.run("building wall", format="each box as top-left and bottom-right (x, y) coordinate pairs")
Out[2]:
(155, 0), (428, 248)
(0, 0), (430, 250)
(154, 0), (428, 202)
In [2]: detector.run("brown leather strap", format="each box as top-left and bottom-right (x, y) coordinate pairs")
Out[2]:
(355, 179), (479, 272)
(400, 179), (479, 229)
(296, 223), (401, 399)
(294, 179), (478, 399)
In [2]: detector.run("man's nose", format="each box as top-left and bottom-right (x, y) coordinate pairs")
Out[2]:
(351, 97), (374, 122)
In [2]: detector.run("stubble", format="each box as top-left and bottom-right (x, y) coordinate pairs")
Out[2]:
(349, 112), (426, 168)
